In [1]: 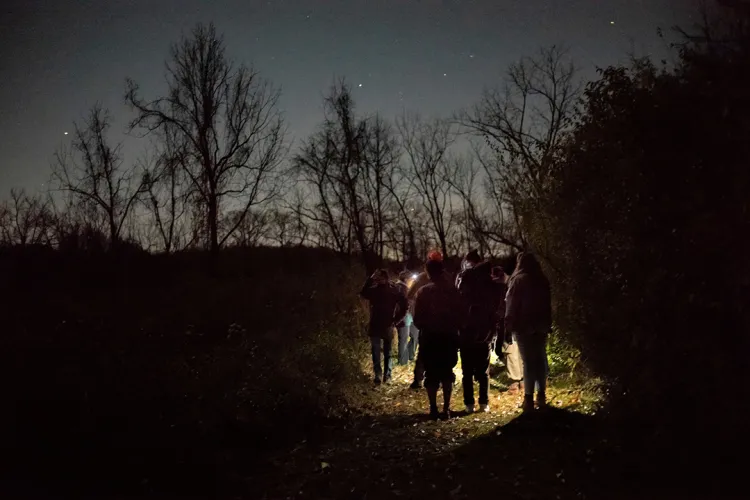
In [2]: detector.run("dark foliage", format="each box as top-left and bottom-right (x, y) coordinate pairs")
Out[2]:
(525, 6), (750, 460)
(0, 246), (367, 497)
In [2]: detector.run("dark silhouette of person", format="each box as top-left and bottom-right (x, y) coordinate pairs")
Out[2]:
(413, 258), (468, 420)
(455, 249), (505, 413)
(505, 252), (552, 412)
(360, 269), (408, 385)
(405, 250), (445, 389)
(492, 265), (523, 393)
(395, 271), (417, 365)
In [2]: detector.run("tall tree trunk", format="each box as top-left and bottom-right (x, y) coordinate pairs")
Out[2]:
(208, 192), (219, 257)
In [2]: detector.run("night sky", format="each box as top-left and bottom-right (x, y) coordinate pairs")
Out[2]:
(1, 0), (696, 193)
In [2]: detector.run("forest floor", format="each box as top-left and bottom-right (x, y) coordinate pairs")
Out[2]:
(242, 359), (628, 500)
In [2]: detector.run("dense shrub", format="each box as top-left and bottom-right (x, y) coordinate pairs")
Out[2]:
(0, 246), (367, 495)
(525, 15), (750, 449)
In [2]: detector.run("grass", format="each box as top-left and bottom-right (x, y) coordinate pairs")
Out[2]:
(244, 356), (610, 500)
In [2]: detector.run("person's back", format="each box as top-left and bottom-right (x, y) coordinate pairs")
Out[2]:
(505, 252), (552, 412)
(413, 278), (466, 335)
(456, 260), (502, 343)
(506, 267), (552, 336)
(454, 250), (501, 413)
(361, 275), (407, 334)
(360, 270), (408, 384)
(412, 259), (467, 419)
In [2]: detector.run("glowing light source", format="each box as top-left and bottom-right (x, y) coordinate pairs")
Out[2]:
(610, 21), (615, 25)
(64, 132), (68, 135)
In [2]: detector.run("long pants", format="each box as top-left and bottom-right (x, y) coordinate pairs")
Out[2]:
(398, 324), (419, 365)
(516, 332), (548, 397)
(411, 325), (425, 384)
(503, 334), (524, 382)
(460, 342), (491, 406)
(421, 332), (458, 390)
(370, 335), (393, 380)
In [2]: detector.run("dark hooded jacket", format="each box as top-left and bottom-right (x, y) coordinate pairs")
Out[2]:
(412, 275), (467, 337)
(360, 277), (408, 338)
(455, 260), (505, 343)
(505, 255), (552, 335)
(407, 270), (452, 309)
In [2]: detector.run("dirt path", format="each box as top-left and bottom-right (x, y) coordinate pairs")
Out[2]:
(246, 363), (610, 500)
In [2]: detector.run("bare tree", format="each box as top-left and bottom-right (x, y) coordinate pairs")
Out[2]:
(266, 206), (309, 247)
(294, 80), (399, 272)
(126, 23), (287, 257)
(51, 104), (144, 249)
(449, 146), (525, 252)
(0, 189), (54, 246)
(361, 115), (400, 265)
(461, 45), (580, 250)
(226, 208), (269, 247)
(397, 112), (457, 257)
(382, 148), (420, 267)
(139, 126), (194, 253)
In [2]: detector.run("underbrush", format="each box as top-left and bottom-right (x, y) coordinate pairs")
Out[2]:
(0, 246), (367, 496)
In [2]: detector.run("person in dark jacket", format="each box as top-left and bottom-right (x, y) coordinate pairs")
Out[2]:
(360, 269), (408, 384)
(405, 250), (446, 389)
(455, 250), (505, 413)
(413, 259), (468, 420)
(505, 252), (552, 412)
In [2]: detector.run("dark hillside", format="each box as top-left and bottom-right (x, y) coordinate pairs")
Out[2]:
(0, 246), (367, 497)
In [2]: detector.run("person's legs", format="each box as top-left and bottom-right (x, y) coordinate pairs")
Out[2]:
(383, 333), (394, 381)
(408, 325), (419, 361)
(370, 336), (382, 383)
(476, 342), (492, 408)
(517, 332), (548, 410)
(460, 344), (476, 410)
(440, 341), (458, 418)
(505, 335), (524, 392)
(397, 326), (409, 365)
(421, 339), (440, 418)
(535, 333), (549, 407)
(516, 333), (538, 411)
(412, 339), (425, 388)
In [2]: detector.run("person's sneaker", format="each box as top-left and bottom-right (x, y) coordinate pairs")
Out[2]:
(537, 392), (547, 410)
(522, 395), (534, 413)
(466, 404), (475, 414)
(440, 410), (452, 421)
(374, 377), (382, 385)
(383, 375), (392, 384)
(429, 408), (440, 421)
(410, 381), (423, 390)
(478, 403), (490, 413)
(507, 381), (521, 394)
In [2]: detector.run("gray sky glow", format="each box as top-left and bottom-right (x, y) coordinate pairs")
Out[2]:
(0, 0), (697, 194)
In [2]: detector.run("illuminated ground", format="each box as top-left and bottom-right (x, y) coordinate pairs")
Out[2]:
(247, 358), (607, 499)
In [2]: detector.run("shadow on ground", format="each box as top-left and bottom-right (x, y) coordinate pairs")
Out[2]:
(249, 403), (743, 500)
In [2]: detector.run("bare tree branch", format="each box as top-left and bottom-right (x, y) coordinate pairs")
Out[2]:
(126, 23), (287, 256)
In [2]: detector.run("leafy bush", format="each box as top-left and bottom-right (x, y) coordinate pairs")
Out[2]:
(0, 246), (368, 495)
(525, 14), (750, 448)
(546, 324), (581, 377)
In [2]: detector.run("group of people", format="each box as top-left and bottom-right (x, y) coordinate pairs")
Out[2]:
(360, 249), (552, 420)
